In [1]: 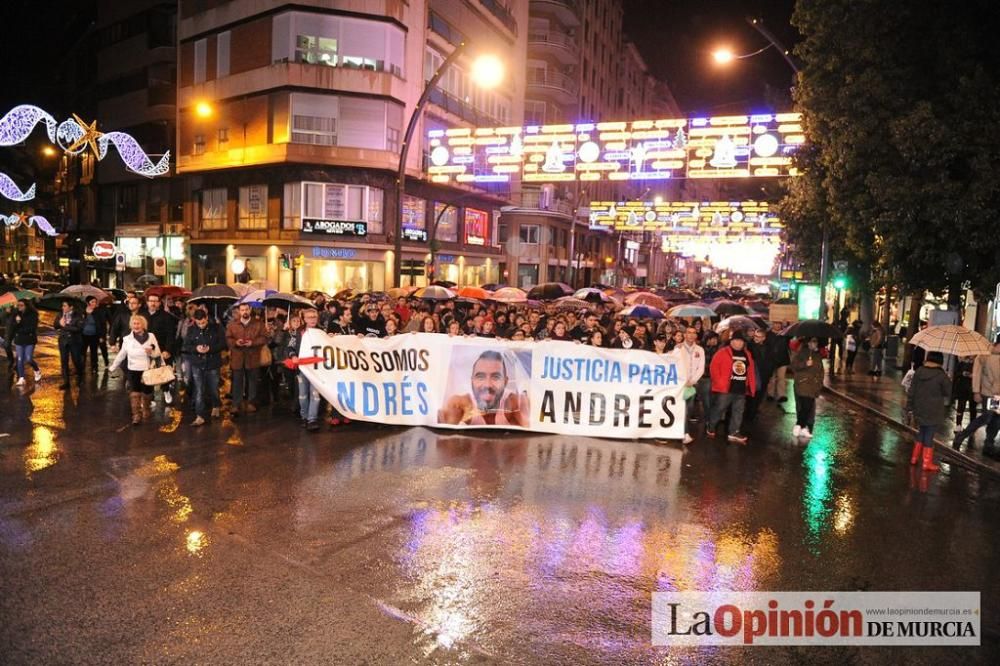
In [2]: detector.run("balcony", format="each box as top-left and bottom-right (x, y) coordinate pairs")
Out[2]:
(526, 69), (577, 104)
(478, 0), (518, 35)
(528, 29), (578, 65)
(531, 0), (581, 28)
(426, 87), (503, 128)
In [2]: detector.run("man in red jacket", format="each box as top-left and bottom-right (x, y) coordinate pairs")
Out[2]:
(706, 331), (757, 444)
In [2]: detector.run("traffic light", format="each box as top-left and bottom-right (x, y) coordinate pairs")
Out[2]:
(833, 276), (846, 290)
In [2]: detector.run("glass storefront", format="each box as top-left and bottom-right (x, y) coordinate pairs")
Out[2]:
(299, 256), (385, 293)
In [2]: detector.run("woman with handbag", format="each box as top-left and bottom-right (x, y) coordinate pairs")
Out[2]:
(109, 315), (161, 425)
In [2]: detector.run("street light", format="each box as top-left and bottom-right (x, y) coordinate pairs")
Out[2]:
(41, 146), (57, 157)
(392, 46), (503, 288)
(195, 101), (214, 119)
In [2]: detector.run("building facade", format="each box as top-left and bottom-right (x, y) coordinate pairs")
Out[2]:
(501, 0), (682, 289)
(175, 0), (527, 292)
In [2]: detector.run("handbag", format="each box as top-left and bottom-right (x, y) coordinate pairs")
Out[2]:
(260, 344), (273, 366)
(142, 357), (176, 386)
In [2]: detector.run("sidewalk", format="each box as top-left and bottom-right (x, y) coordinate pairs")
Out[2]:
(821, 355), (1000, 478)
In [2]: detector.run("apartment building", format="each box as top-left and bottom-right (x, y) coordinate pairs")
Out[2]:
(175, 0), (526, 291)
(501, 0), (682, 289)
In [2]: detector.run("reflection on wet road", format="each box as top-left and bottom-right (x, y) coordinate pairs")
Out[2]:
(1, 338), (1000, 663)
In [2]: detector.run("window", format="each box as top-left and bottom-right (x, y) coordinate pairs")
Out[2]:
(275, 12), (404, 77)
(366, 187), (384, 234)
(147, 183), (162, 222)
(517, 264), (539, 289)
(282, 182), (301, 229)
(386, 126), (400, 153)
(295, 35), (338, 65)
(519, 224), (540, 244)
(193, 134), (205, 155)
(194, 38), (206, 84)
(498, 223), (508, 243)
(217, 31), (230, 77)
(238, 185), (268, 230)
(292, 113), (337, 146)
(217, 128), (229, 149)
(434, 202), (458, 242)
(118, 185), (138, 223)
(288, 93), (403, 151)
(201, 188), (227, 230)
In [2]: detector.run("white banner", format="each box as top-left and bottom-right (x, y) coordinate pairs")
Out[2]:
(299, 330), (689, 439)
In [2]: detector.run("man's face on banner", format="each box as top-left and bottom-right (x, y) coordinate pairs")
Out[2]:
(471, 357), (507, 411)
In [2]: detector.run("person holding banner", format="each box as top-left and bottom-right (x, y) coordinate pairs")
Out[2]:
(292, 308), (324, 432)
(438, 350), (530, 427)
(705, 331), (757, 445)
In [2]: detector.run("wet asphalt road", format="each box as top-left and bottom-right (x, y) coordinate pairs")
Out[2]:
(2, 336), (1000, 664)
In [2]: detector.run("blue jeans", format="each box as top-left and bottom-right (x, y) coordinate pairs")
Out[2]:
(15, 344), (37, 379)
(917, 424), (936, 446)
(708, 392), (746, 435)
(297, 374), (321, 423)
(191, 367), (220, 418)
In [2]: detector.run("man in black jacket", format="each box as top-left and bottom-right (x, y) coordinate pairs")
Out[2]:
(182, 309), (226, 426)
(54, 300), (85, 389)
(765, 320), (791, 402)
(81, 296), (110, 372)
(109, 295), (144, 348)
(143, 293), (179, 405)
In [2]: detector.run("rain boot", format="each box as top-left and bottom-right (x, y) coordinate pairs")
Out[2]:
(141, 394), (152, 421)
(921, 447), (940, 472)
(129, 392), (142, 426)
(910, 442), (922, 465)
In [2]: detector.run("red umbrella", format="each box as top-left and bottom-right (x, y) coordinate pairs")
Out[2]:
(624, 292), (669, 309)
(145, 285), (192, 298)
(458, 286), (491, 299)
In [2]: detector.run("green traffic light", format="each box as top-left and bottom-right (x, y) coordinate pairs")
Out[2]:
(833, 277), (846, 289)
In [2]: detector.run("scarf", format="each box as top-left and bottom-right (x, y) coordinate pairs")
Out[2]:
(133, 331), (149, 344)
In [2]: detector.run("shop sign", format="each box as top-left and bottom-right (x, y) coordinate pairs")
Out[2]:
(312, 247), (359, 259)
(402, 195), (427, 242)
(58, 258), (70, 267)
(302, 219), (368, 236)
(92, 240), (117, 259)
(437, 254), (456, 263)
(403, 228), (428, 242)
(464, 208), (488, 246)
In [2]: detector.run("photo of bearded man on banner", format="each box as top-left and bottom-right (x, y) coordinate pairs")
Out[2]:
(438, 347), (531, 428)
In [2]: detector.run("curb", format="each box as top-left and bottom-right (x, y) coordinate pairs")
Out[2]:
(821, 384), (1000, 479)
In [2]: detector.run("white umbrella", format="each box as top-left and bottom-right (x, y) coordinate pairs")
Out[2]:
(909, 325), (992, 357)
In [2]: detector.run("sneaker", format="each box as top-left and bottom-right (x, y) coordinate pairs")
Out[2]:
(34, 370), (41, 382)
(682, 433), (694, 444)
(800, 428), (812, 439)
(15, 377), (25, 386)
(211, 407), (220, 418)
(163, 390), (173, 405)
(728, 434), (748, 445)
(792, 424), (802, 437)
(191, 416), (206, 427)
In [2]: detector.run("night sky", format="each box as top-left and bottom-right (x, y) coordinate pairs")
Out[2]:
(623, 0), (799, 114)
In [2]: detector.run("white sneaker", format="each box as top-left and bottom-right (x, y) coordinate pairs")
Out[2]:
(163, 390), (173, 405)
(683, 433), (694, 444)
(801, 427), (812, 439)
(211, 407), (220, 418)
(792, 424), (802, 437)
(190, 416), (206, 427)
(34, 370), (41, 382)
(15, 377), (25, 386)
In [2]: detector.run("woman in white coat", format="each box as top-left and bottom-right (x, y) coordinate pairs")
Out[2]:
(109, 315), (160, 425)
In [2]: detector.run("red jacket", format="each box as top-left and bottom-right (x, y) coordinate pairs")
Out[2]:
(709, 344), (757, 397)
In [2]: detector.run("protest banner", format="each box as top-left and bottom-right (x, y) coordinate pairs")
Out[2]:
(298, 329), (689, 440)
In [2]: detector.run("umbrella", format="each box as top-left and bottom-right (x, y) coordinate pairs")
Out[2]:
(36, 293), (85, 312)
(668, 303), (716, 318)
(624, 292), (669, 309)
(144, 285), (191, 299)
(413, 285), (456, 301)
(432, 280), (457, 288)
(134, 274), (161, 287)
(454, 296), (482, 306)
(189, 283), (239, 303)
(527, 282), (573, 301)
(458, 286), (491, 299)
(908, 325), (991, 357)
(619, 304), (665, 320)
(716, 315), (767, 334)
(710, 300), (749, 317)
(0, 290), (39, 309)
(780, 319), (844, 339)
(230, 283), (256, 298)
(388, 286), (418, 298)
(262, 292), (315, 309)
(553, 296), (591, 310)
(490, 287), (528, 303)
(60, 284), (112, 303)
(481, 283), (507, 291)
(238, 288), (277, 307)
(333, 288), (355, 300)
(744, 299), (771, 314)
(574, 287), (615, 304)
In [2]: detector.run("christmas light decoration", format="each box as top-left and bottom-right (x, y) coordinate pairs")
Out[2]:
(0, 105), (169, 178)
(3, 212), (57, 236)
(0, 172), (35, 201)
(0, 105), (57, 145)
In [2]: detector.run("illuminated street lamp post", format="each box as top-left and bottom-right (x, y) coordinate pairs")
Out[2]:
(392, 47), (502, 288)
(713, 18), (832, 319)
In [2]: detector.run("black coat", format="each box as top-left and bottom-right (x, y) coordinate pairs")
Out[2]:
(81, 306), (110, 338)
(906, 364), (952, 427)
(10, 308), (39, 346)
(182, 322), (226, 370)
(143, 308), (179, 356)
(54, 309), (84, 344)
(765, 330), (790, 367)
(109, 305), (141, 346)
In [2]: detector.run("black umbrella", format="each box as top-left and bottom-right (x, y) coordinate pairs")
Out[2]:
(36, 293), (85, 312)
(710, 300), (749, 317)
(189, 283), (239, 303)
(527, 282), (574, 301)
(780, 319), (844, 339)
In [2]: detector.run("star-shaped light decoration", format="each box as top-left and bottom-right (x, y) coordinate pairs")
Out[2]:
(65, 114), (103, 157)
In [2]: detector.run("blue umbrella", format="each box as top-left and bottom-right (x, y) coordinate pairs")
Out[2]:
(619, 304), (665, 320)
(238, 288), (276, 307)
